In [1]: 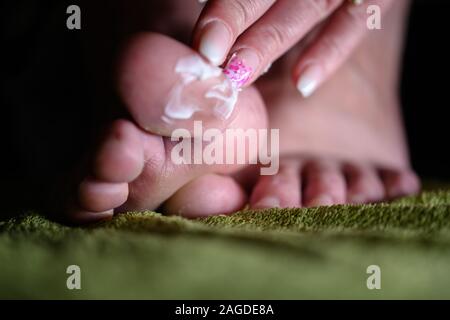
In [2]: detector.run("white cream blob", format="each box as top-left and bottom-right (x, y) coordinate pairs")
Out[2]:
(175, 54), (222, 80)
(205, 80), (238, 120)
(163, 55), (239, 123)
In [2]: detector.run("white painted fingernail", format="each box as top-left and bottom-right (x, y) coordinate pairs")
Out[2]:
(253, 197), (280, 209)
(296, 65), (323, 98)
(199, 21), (231, 66)
(262, 63), (272, 74)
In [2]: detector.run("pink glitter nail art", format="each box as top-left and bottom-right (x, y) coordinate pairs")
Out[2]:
(223, 55), (252, 88)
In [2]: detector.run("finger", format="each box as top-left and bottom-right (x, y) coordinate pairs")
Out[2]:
(293, 0), (394, 97)
(224, 0), (344, 88)
(193, 0), (276, 66)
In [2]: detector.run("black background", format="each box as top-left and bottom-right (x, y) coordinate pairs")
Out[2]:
(402, 0), (450, 181)
(1, 0), (449, 212)
(0, 299), (446, 317)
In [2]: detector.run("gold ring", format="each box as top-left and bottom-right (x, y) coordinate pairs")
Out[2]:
(349, 0), (365, 5)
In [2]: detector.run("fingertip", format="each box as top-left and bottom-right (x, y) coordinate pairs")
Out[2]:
(294, 63), (324, 98)
(197, 20), (233, 66)
(223, 48), (261, 88)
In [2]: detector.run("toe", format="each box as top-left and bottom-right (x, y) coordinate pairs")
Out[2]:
(163, 174), (247, 218)
(303, 159), (347, 207)
(118, 33), (253, 137)
(122, 85), (268, 212)
(381, 169), (421, 200)
(250, 160), (301, 209)
(344, 164), (385, 204)
(65, 119), (142, 224)
(78, 178), (129, 213)
(93, 119), (144, 183)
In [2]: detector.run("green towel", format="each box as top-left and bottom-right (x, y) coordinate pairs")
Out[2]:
(1, 190), (450, 299)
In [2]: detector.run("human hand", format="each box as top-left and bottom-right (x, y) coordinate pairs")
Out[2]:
(192, 0), (395, 96)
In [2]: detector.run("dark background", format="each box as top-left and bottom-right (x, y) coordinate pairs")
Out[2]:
(402, 0), (450, 181)
(1, 0), (449, 212)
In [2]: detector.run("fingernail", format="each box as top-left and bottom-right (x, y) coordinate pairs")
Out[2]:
(253, 197), (280, 209)
(296, 64), (323, 98)
(262, 62), (272, 75)
(223, 49), (259, 88)
(199, 21), (232, 66)
(308, 195), (334, 207)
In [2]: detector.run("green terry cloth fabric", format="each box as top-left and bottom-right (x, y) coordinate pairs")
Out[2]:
(1, 189), (450, 299)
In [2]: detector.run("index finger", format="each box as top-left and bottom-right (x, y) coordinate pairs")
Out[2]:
(192, 0), (276, 66)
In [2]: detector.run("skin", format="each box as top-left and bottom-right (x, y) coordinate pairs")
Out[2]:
(245, 0), (420, 208)
(192, 0), (396, 94)
(117, 33), (242, 137)
(167, 0), (420, 212)
(64, 33), (268, 223)
(60, 0), (419, 223)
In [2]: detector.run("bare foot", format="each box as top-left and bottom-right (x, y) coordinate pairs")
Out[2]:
(60, 33), (268, 223)
(60, 0), (420, 222)
(164, 0), (420, 212)
(248, 0), (420, 208)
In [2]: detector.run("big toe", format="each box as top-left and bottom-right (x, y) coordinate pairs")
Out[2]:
(120, 84), (267, 213)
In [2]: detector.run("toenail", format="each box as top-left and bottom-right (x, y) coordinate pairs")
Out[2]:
(308, 195), (334, 207)
(253, 197), (280, 209)
(348, 194), (365, 204)
(69, 209), (114, 224)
